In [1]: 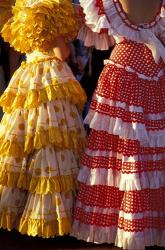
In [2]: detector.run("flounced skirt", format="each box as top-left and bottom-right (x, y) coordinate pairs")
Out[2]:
(0, 51), (87, 238)
(72, 40), (165, 250)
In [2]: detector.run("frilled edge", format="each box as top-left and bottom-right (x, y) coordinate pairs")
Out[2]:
(0, 170), (78, 194)
(0, 127), (86, 157)
(78, 0), (165, 52)
(0, 213), (72, 238)
(85, 110), (165, 147)
(72, 221), (165, 249)
(78, 166), (165, 191)
(77, 25), (115, 50)
(19, 217), (72, 238)
(0, 79), (87, 113)
(72, 221), (116, 244)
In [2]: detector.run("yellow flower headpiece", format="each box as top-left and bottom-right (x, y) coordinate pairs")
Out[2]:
(1, 0), (78, 53)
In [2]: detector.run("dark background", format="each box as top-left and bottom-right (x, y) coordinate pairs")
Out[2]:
(0, 229), (164, 250)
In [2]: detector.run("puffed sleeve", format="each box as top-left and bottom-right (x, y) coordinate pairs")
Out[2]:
(77, 0), (115, 50)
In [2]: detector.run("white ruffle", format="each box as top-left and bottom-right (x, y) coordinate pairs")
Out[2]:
(72, 221), (117, 244)
(72, 221), (165, 249)
(77, 25), (115, 50)
(85, 94), (165, 147)
(92, 94), (165, 121)
(85, 110), (165, 147)
(116, 228), (165, 250)
(79, 149), (165, 190)
(78, 165), (165, 191)
(119, 171), (165, 190)
(79, 0), (165, 63)
(78, 166), (120, 187)
(75, 201), (165, 219)
(85, 149), (165, 161)
(104, 59), (164, 81)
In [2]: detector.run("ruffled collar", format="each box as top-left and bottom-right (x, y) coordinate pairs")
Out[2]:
(112, 0), (163, 30)
(79, 0), (165, 63)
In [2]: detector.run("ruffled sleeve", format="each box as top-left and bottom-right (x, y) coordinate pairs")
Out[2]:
(1, 0), (79, 53)
(78, 0), (165, 62)
(78, 0), (115, 50)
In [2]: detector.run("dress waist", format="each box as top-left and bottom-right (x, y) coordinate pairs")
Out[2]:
(26, 50), (57, 64)
(109, 39), (165, 78)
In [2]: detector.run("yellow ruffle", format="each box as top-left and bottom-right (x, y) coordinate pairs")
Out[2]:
(0, 0), (15, 31)
(0, 78), (86, 113)
(19, 216), (72, 238)
(0, 138), (24, 158)
(0, 168), (78, 194)
(25, 127), (86, 154)
(28, 175), (78, 194)
(1, 0), (78, 53)
(0, 212), (15, 231)
(0, 169), (27, 190)
(0, 126), (86, 157)
(0, 212), (71, 238)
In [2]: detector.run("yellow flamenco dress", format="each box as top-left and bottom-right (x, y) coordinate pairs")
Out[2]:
(0, 0), (86, 237)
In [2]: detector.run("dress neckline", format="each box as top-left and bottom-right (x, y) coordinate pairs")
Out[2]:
(113, 0), (163, 30)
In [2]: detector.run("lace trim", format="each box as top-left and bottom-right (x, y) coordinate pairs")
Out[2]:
(112, 0), (163, 31)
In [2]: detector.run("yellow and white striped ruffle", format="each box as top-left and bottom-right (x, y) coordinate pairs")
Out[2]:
(0, 185), (75, 237)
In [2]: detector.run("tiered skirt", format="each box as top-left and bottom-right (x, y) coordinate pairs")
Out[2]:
(0, 52), (87, 238)
(72, 40), (165, 250)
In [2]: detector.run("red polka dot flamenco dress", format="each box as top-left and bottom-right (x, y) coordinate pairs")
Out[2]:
(72, 0), (165, 249)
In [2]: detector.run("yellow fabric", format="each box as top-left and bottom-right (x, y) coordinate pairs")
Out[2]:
(0, 0), (15, 31)
(0, 212), (71, 237)
(0, 126), (86, 156)
(0, 170), (78, 194)
(19, 216), (72, 238)
(28, 174), (78, 194)
(0, 4), (86, 237)
(0, 185), (75, 237)
(1, 0), (78, 53)
(0, 212), (15, 231)
(0, 78), (86, 113)
(0, 170), (27, 189)
(0, 138), (24, 157)
(25, 127), (86, 153)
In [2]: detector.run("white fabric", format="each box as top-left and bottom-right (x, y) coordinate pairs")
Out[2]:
(78, 0), (165, 63)
(78, 165), (165, 190)
(72, 221), (165, 250)
(85, 94), (165, 147)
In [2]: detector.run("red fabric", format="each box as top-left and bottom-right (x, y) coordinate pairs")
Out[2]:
(73, 39), (165, 243)
(86, 130), (165, 155)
